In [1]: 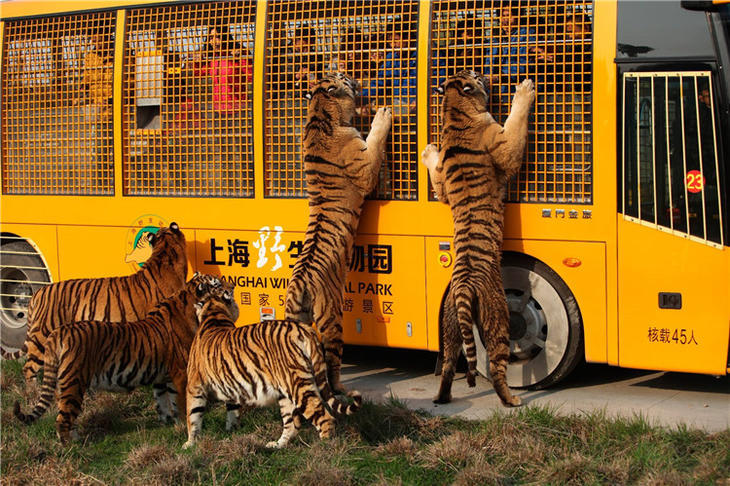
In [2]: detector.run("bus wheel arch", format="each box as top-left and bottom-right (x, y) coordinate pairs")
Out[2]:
(437, 251), (584, 389)
(0, 234), (52, 356)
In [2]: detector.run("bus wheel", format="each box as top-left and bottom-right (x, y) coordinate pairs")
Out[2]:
(0, 238), (51, 356)
(469, 254), (583, 389)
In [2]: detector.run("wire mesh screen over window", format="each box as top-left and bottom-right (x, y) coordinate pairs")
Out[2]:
(622, 72), (724, 247)
(430, 1), (593, 203)
(123, 1), (256, 197)
(265, 1), (419, 200)
(2, 13), (115, 195)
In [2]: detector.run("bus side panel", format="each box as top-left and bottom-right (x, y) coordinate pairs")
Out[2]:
(1, 223), (60, 282)
(194, 230), (429, 350)
(618, 220), (730, 375)
(342, 234), (428, 350)
(425, 237), (608, 364)
(503, 239), (608, 365)
(56, 225), (195, 281)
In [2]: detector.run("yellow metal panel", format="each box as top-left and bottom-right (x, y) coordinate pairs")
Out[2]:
(617, 220), (729, 375)
(0, 223), (60, 282)
(592, 0), (619, 366)
(194, 228), (428, 349)
(253, 0), (267, 200)
(56, 223), (195, 281)
(113, 9), (125, 197)
(0, 1), (174, 20)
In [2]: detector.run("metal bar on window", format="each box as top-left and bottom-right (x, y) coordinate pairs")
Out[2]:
(706, 78), (724, 246)
(636, 76), (641, 221)
(693, 76), (707, 240)
(679, 75), (690, 234)
(650, 75), (657, 225)
(665, 76), (674, 231)
(622, 74), (626, 215)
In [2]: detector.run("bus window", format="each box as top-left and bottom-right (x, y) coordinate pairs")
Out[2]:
(123, 2), (257, 197)
(1, 13), (115, 195)
(622, 72), (724, 246)
(265, 1), (420, 200)
(429, 1), (593, 204)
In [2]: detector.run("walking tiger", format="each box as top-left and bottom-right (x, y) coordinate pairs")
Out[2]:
(13, 273), (230, 443)
(184, 288), (362, 449)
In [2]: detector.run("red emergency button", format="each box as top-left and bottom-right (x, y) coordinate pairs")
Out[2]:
(438, 252), (452, 268)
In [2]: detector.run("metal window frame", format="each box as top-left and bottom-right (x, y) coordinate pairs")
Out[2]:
(621, 71), (724, 249)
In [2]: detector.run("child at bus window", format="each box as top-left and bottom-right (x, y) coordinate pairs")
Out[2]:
(191, 23), (253, 192)
(336, 27), (367, 83)
(191, 24), (253, 115)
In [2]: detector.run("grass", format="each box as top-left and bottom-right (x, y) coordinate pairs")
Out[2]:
(2, 359), (729, 485)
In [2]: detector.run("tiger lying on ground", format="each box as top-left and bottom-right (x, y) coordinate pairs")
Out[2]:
(285, 72), (392, 393)
(7, 223), (189, 384)
(184, 288), (362, 449)
(13, 273), (230, 443)
(421, 71), (535, 407)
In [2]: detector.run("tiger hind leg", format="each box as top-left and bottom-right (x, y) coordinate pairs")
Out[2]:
(22, 335), (44, 382)
(183, 381), (207, 449)
(317, 311), (346, 394)
(434, 296), (461, 404)
(483, 303), (522, 407)
(225, 402), (242, 432)
(56, 387), (85, 443)
(153, 383), (175, 424)
(266, 397), (300, 449)
(295, 383), (335, 441)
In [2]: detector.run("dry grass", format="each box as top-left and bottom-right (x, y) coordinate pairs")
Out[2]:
(2, 359), (728, 485)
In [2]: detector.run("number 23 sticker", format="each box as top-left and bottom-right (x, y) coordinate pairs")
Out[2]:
(686, 170), (705, 194)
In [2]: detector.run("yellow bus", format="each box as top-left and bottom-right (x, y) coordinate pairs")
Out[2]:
(1, 0), (728, 389)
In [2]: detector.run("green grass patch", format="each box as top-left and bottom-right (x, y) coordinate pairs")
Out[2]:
(2, 359), (728, 485)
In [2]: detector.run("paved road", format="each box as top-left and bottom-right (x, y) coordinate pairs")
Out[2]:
(340, 346), (730, 433)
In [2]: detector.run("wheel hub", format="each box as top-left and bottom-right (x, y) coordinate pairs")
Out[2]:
(0, 267), (33, 330)
(506, 290), (548, 362)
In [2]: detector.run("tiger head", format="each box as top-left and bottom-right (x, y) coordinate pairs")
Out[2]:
(186, 272), (223, 295)
(305, 73), (361, 125)
(194, 280), (239, 326)
(436, 70), (490, 111)
(147, 222), (187, 262)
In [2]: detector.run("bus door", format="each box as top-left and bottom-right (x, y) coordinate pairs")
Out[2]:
(617, 70), (729, 375)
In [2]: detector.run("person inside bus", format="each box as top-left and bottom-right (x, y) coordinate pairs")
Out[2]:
(335, 27), (368, 84)
(191, 23), (253, 192)
(80, 24), (114, 186)
(489, 2), (538, 108)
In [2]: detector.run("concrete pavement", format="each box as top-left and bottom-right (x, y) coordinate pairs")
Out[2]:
(340, 346), (730, 433)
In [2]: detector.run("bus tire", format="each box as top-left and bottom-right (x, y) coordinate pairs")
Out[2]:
(453, 253), (584, 389)
(0, 238), (51, 356)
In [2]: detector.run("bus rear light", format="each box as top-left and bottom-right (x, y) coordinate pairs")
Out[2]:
(562, 258), (582, 268)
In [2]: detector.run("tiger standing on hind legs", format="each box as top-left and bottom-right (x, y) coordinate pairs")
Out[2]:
(285, 73), (392, 393)
(421, 70), (535, 407)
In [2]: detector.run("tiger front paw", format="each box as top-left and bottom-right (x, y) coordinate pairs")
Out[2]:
(370, 106), (393, 134)
(421, 144), (439, 171)
(513, 78), (536, 108)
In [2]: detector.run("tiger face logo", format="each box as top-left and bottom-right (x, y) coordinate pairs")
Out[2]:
(124, 215), (168, 271)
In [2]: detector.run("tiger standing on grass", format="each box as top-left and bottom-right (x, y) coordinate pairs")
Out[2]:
(13, 273), (230, 443)
(285, 73), (392, 393)
(6, 223), (189, 383)
(184, 288), (362, 450)
(421, 71), (535, 407)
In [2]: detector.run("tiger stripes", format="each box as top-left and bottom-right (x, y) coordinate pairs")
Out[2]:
(422, 71), (535, 407)
(13, 273), (229, 443)
(9, 223), (189, 383)
(285, 73), (392, 393)
(185, 288), (362, 449)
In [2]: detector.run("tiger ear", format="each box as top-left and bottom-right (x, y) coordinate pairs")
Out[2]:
(463, 85), (473, 93)
(305, 91), (312, 100)
(196, 283), (206, 298)
(223, 290), (233, 303)
(146, 232), (156, 245)
(327, 86), (337, 93)
(194, 301), (204, 313)
(170, 222), (180, 233)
